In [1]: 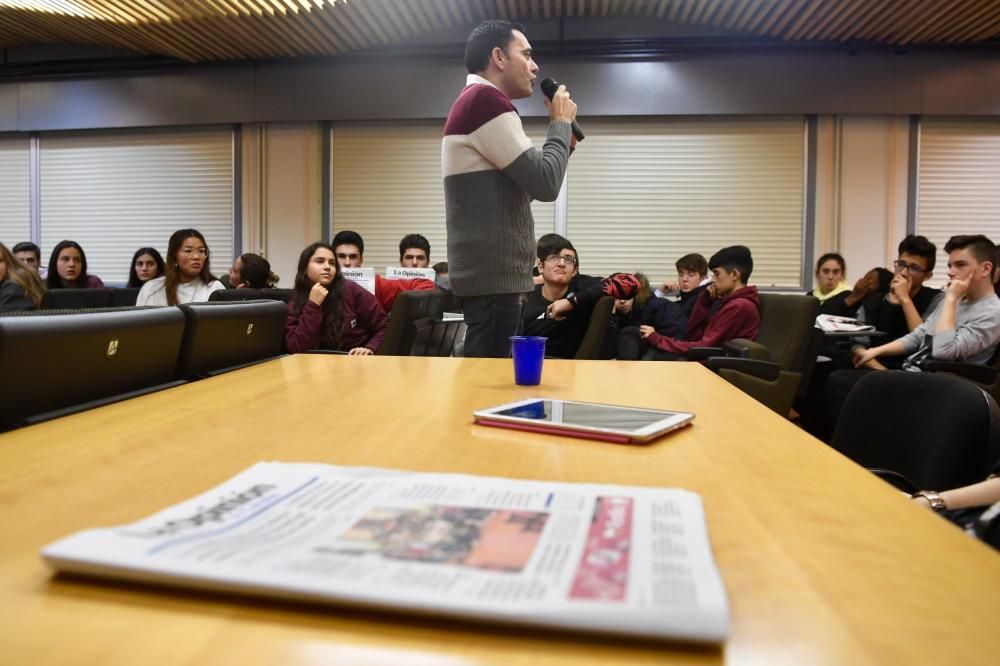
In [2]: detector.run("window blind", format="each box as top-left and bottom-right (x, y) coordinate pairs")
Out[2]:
(330, 119), (556, 271)
(916, 118), (1000, 285)
(0, 136), (30, 248)
(38, 127), (234, 284)
(564, 117), (807, 288)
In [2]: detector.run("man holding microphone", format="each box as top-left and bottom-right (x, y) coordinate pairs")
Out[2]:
(443, 19), (577, 358)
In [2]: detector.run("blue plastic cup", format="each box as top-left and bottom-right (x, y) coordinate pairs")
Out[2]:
(510, 336), (546, 386)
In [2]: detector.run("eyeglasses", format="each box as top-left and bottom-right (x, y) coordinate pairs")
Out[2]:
(544, 253), (578, 267)
(893, 260), (926, 275)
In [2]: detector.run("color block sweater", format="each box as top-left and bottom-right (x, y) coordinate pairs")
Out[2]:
(442, 74), (573, 298)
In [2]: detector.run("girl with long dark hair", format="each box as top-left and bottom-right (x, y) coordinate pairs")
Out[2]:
(285, 242), (388, 355)
(46, 240), (104, 289)
(127, 247), (165, 288)
(135, 229), (224, 306)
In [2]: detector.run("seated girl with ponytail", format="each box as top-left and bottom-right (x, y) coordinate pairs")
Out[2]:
(229, 253), (279, 289)
(285, 242), (388, 355)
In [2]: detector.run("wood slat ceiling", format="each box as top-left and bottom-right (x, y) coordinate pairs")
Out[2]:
(1, 0), (999, 63)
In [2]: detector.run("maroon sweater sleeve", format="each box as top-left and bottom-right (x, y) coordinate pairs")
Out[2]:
(646, 297), (759, 355)
(354, 287), (389, 352)
(285, 299), (324, 353)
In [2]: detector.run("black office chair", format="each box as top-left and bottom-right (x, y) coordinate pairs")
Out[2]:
(261, 288), (294, 303)
(831, 371), (1000, 491)
(376, 290), (444, 356)
(109, 288), (141, 307)
(209, 288), (264, 302)
(0, 308), (187, 429)
(42, 288), (113, 309)
(176, 300), (288, 378)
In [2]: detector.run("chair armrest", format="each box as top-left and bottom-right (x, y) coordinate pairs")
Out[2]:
(867, 468), (918, 494)
(705, 357), (781, 381)
(725, 338), (770, 360)
(685, 346), (725, 361)
(923, 360), (998, 385)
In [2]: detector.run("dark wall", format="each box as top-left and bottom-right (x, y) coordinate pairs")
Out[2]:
(2, 49), (1000, 132)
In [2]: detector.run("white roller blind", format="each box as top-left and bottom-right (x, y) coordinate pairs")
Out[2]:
(39, 127), (234, 284)
(331, 119), (556, 270)
(0, 135), (30, 247)
(916, 118), (1000, 285)
(565, 117), (806, 287)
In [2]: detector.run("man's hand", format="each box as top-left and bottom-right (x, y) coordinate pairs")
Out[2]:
(707, 283), (720, 300)
(945, 275), (971, 300)
(546, 298), (574, 320)
(852, 346), (879, 368)
(347, 347), (373, 356)
(639, 325), (655, 339)
(660, 280), (680, 294)
(543, 84), (577, 125)
(309, 282), (329, 306)
(889, 273), (912, 304)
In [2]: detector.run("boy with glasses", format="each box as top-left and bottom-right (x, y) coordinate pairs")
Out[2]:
(521, 234), (638, 359)
(854, 235), (943, 370)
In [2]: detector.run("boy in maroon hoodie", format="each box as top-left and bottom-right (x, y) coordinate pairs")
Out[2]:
(639, 245), (760, 360)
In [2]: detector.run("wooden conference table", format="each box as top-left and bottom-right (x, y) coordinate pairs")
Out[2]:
(1, 355), (998, 665)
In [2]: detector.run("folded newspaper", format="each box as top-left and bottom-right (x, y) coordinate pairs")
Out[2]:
(42, 462), (730, 643)
(815, 314), (876, 333)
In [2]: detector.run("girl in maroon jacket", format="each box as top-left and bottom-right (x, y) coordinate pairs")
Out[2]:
(285, 242), (388, 355)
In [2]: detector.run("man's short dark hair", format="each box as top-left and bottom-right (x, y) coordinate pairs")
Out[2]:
(332, 230), (365, 256)
(675, 253), (708, 276)
(12, 241), (40, 261)
(709, 245), (753, 283)
(944, 234), (996, 266)
(432, 261), (448, 275)
(465, 20), (524, 74)
(898, 234), (937, 272)
(399, 233), (430, 260)
(536, 233), (577, 267)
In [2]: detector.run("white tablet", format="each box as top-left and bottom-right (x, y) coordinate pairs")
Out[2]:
(473, 398), (694, 444)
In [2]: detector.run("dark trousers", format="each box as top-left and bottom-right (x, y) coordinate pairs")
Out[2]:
(460, 292), (526, 358)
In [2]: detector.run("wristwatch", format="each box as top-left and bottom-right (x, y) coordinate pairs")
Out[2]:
(912, 490), (947, 512)
(564, 292), (578, 307)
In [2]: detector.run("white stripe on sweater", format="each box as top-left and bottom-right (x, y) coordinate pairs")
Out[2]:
(442, 111), (533, 177)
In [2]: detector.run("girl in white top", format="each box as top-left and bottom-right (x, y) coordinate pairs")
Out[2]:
(136, 228), (225, 306)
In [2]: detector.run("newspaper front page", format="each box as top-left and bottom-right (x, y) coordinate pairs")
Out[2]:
(42, 462), (730, 642)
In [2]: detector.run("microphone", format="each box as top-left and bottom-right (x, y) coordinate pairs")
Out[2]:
(540, 78), (585, 142)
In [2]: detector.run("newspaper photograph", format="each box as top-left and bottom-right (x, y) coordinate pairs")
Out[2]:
(42, 462), (730, 643)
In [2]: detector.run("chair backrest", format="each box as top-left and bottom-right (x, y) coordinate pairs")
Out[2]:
(176, 300), (288, 378)
(754, 293), (820, 370)
(209, 288), (264, 302)
(43, 288), (113, 310)
(260, 288), (294, 303)
(109, 288), (140, 307)
(411, 318), (465, 357)
(376, 290), (444, 356)
(574, 296), (616, 360)
(831, 371), (1000, 490)
(0, 308), (186, 428)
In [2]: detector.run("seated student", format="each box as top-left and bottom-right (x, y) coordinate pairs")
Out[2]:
(229, 253), (279, 289)
(639, 245), (760, 360)
(285, 242), (388, 355)
(12, 242), (46, 279)
(648, 253), (710, 340)
(135, 229), (225, 306)
(827, 235), (1000, 431)
(521, 234), (640, 359)
(332, 230), (436, 312)
(809, 253), (855, 315)
(399, 233), (431, 268)
(611, 272), (652, 329)
(46, 240), (104, 289)
(127, 247), (165, 288)
(853, 235), (943, 369)
(0, 241), (45, 312)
